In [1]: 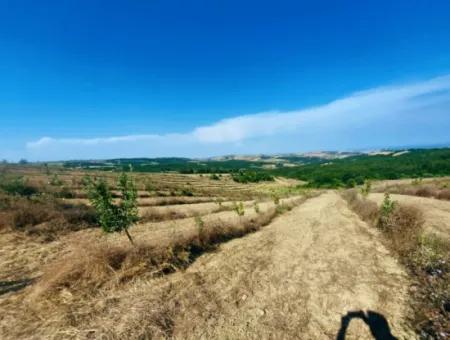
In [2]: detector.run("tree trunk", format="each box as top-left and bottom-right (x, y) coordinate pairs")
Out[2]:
(124, 228), (135, 246)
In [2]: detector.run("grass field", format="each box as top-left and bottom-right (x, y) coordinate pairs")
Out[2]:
(0, 165), (448, 339)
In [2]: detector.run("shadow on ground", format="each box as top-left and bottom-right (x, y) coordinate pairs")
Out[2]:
(336, 310), (398, 340)
(0, 279), (34, 295)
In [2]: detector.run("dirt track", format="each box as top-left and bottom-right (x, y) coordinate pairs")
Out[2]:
(90, 192), (416, 339)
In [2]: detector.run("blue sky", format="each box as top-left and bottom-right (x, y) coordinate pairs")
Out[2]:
(1, 0), (450, 161)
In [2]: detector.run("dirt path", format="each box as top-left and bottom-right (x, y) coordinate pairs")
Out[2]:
(369, 193), (450, 240)
(90, 192), (415, 339)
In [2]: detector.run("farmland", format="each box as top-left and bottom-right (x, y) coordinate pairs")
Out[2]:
(0, 162), (448, 339)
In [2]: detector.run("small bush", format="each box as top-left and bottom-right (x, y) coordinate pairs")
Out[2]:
(86, 173), (139, 244)
(437, 188), (450, 200)
(231, 170), (274, 183)
(232, 201), (245, 216)
(360, 180), (371, 197)
(377, 204), (424, 257)
(181, 188), (194, 196)
(49, 174), (63, 186)
(55, 186), (76, 199)
(209, 174), (220, 180)
(0, 177), (39, 197)
(380, 193), (395, 218)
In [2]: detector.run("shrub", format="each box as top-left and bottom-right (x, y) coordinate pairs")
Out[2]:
(0, 177), (39, 197)
(181, 188), (194, 196)
(437, 189), (450, 200)
(232, 201), (245, 216)
(272, 195), (280, 205)
(378, 204), (424, 257)
(231, 170), (274, 183)
(380, 193), (395, 218)
(86, 173), (139, 244)
(49, 174), (63, 186)
(55, 186), (76, 199)
(360, 180), (371, 197)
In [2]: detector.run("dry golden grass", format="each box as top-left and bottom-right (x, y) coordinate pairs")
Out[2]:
(341, 189), (379, 224)
(373, 178), (450, 201)
(0, 194), (96, 241)
(342, 189), (449, 338)
(30, 197), (306, 301)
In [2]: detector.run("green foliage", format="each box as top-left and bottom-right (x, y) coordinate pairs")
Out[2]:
(380, 193), (396, 218)
(411, 177), (423, 186)
(56, 186), (75, 199)
(0, 176), (39, 197)
(360, 180), (372, 197)
(195, 215), (205, 232)
(272, 194), (280, 205)
(49, 174), (63, 186)
(144, 180), (155, 193)
(412, 234), (449, 275)
(272, 148), (450, 188)
(86, 173), (139, 244)
(181, 188), (194, 196)
(231, 170), (274, 183)
(233, 201), (245, 216)
(209, 173), (220, 180)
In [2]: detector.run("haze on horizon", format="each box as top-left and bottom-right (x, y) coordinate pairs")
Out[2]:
(1, 1), (450, 161)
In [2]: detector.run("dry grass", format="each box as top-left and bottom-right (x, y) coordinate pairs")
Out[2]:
(375, 180), (450, 201)
(31, 197), (305, 301)
(342, 189), (449, 339)
(140, 207), (191, 222)
(140, 203), (233, 223)
(341, 189), (379, 224)
(378, 204), (424, 257)
(0, 194), (97, 241)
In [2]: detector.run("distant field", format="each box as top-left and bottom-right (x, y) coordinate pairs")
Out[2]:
(15, 147), (450, 189)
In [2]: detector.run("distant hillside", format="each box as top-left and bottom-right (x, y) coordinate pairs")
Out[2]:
(55, 148), (450, 188)
(271, 148), (450, 188)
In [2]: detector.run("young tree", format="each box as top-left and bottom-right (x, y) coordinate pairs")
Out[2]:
(86, 173), (139, 244)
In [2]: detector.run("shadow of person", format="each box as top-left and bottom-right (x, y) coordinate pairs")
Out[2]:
(336, 310), (398, 340)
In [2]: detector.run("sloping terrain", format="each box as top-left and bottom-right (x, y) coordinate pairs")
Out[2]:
(72, 192), (415, 339)
(369, 193), (450, 240)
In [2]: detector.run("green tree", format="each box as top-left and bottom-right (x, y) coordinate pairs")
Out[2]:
(86, 173), (139, 244)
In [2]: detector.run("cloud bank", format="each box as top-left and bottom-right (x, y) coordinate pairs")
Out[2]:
(26, 75), (450, 160)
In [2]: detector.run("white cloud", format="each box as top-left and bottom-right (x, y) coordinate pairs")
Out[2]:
(25, 74), (450, 160)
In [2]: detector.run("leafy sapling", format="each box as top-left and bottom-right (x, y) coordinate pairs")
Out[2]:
(233, 201), (245, 216)
(360, 180), (372, 197)
(86, 173), (139, 245)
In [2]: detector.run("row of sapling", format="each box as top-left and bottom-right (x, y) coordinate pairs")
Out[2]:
(85, 173), (139, 245)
